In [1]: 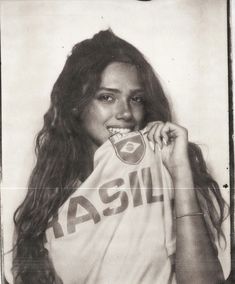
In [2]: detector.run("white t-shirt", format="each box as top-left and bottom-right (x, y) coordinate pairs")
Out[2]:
(45, 130), (176, 284)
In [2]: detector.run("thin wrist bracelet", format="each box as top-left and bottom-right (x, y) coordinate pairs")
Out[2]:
(176, 212), (204, 219)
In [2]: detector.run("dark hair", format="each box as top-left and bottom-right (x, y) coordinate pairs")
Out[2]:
(12, 29), (227, 284)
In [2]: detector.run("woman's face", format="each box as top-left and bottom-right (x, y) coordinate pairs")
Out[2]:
(81, 62), (146, 151)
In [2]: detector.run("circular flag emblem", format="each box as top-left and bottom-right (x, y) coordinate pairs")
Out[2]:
(110, 132), (146, 164)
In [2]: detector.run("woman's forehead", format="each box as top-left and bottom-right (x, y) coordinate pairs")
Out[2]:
(100, 62), (142, 89)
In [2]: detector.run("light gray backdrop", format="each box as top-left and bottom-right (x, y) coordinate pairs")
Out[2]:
(1, 0), (230, 282)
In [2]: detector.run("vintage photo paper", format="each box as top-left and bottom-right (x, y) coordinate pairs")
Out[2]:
(1, 0), (232, 282)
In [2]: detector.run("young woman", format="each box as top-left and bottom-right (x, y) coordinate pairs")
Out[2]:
(13, 30), (227, 284)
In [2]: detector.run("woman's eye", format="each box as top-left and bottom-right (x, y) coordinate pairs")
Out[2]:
(131, 96), (145, 104)
(98, 94), (115, 103)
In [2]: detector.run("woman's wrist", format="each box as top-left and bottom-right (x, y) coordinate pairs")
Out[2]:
(175, 212), (204, 219)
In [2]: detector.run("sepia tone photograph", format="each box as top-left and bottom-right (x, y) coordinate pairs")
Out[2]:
(1, 0), (233, 283)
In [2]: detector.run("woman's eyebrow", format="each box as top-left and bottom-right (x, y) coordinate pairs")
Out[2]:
(131, 89), (145, 95)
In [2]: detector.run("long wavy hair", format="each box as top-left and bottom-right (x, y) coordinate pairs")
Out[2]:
(13, 29), (227, 284)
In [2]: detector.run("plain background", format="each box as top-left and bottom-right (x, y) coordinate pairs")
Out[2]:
(1, 0), (231, 282)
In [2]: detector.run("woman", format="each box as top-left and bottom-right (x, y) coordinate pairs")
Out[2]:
(13, 29), (226, 283)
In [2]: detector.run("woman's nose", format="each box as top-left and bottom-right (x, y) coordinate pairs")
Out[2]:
(115, 100), (133, 120)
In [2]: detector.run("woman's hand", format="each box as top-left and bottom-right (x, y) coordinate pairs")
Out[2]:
(146, 121), (191, 178)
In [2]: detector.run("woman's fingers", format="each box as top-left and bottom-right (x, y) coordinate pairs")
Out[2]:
(160, 124), (169, 146)
(146, 121), (188, 149)
(147, 121), (165, 149)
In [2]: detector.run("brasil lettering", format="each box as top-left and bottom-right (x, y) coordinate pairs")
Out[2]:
(46, 167), (163, 239)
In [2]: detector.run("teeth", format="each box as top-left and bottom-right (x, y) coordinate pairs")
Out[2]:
(108, 127), (132, 135)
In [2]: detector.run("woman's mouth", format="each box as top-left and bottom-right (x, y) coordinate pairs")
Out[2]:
(107, 127), (132, 135)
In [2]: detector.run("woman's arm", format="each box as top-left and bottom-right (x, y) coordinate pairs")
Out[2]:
(173, 163), (224, 284)
(147, 121), (224, 284)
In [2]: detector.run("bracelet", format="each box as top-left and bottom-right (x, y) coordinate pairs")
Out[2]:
(176, 212), (204, 219)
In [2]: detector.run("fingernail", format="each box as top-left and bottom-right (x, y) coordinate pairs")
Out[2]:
(149, 141), (155, 151)
(157, 143), (162, 151)
(163, 138), (167, 146)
